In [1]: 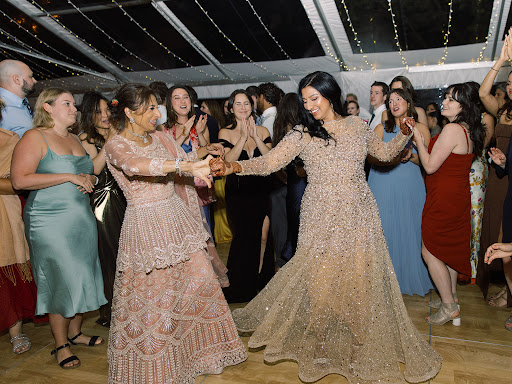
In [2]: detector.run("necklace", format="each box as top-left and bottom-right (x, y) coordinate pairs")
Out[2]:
(126, 129), (149, 143)
(322, 115), (342, 127)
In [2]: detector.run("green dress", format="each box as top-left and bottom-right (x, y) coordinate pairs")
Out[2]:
(24, 132), (106, 317)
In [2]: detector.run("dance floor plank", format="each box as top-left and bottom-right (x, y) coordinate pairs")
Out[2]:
(1, 282), (511, 383)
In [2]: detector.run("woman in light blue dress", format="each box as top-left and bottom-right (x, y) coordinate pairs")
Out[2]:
(11, 88), (106, 370)
(368, 88), (434, 296)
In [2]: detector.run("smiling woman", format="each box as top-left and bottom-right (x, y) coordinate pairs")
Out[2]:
(10, 88), (107, 370)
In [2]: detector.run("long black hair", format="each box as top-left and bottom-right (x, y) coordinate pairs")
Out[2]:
(109, 83), (155, 130)
(79, 91), (110, 147)
(383, 88), (418, 133)
(273, 93), (301, 147)
(445, 83), (485, 159)
(297, 71), (347, 143)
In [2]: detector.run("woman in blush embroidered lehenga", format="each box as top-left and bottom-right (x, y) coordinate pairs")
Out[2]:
(104, 84), (246, 384)
(210, 72), (442, 384)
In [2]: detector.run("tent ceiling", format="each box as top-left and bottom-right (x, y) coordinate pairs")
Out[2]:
(1, 0), (512, 100)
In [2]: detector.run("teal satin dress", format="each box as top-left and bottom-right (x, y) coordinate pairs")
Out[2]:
(24, 133), (107, 317)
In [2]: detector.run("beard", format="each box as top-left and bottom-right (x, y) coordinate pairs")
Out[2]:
(21, 79), (35, 96)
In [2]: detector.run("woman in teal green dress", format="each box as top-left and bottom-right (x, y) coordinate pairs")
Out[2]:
(11, 88), (107, 369)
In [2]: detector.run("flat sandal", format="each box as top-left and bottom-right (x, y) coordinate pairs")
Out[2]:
(51, 343), (81, 369)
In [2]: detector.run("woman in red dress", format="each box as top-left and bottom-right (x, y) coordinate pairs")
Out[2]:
(413, 83), (486, 325)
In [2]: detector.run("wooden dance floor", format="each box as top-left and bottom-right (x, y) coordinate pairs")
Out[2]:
(2, 244), (512, 383)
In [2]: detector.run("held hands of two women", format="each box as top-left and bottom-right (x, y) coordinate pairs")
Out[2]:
(489, 147), (506, 168)
(485, 243), (512, 264)
(209, 157), (241, 177)
(191, 155), (214, 188)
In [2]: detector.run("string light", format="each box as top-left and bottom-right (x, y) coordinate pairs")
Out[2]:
(0, 8), (95, 71)
(476, 0), (501, 63)
(305, 9), (349, 71)
(27, 0), (159, 83)
(439, 0), (453, 65)
(243, 0), (305, 72)
(67, 0), (181, 81)
(0, 26), (112, 87)
(112, 0), (218, 80)
(193, 0), (288, 79)
(387, 0), (408, 69)
(338, 0), (375, 71)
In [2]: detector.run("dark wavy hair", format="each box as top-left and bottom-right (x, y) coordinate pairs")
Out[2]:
(226, 90), (256, 130)
(390, 75), (418, 103)
(426, 102), (443, 126)
(497, 71), (512, 120)
(258, 82), (282, 107)
(445, 83), (485, 159)
(109, 83), (155, 130)
(297, 71), (347, 143)
(273, 93), (300, 147)
(165, 85), (194, 128)
(79, 91), (111, 147)
(383, 88), (418, 133)
(201, 99), (225, 129)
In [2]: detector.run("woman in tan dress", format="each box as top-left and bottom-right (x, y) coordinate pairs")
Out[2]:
(211, 72), (441, 384)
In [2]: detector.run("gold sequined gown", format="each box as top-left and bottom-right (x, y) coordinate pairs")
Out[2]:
(105, 132), (247, 384)
(233, 116), (442, 383)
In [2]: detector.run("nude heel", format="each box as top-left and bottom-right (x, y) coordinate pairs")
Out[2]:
(426, 302), (460, 326)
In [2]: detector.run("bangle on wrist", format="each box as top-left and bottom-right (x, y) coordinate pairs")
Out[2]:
(491, 67), (499, 72)
(175, 158), (182, 176)
(94, 175), (99, 185)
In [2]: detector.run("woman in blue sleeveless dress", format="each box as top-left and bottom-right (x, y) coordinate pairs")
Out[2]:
(11, 88), (106, 369)
(368, 88), (433, 296)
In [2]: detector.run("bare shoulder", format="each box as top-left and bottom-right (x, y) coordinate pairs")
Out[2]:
(218, 127), (232, 140)
(257, 124), (270, 138)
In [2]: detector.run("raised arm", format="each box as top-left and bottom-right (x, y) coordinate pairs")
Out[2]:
(479, 33), (512, 117)
(238, 127), (309, 175)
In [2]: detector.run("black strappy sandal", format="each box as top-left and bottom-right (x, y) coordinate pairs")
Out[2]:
(51, 343), (81, 369)
(68, 332), (103, 346)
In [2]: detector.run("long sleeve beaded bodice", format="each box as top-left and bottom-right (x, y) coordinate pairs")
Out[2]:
(105, 132), (209, 273)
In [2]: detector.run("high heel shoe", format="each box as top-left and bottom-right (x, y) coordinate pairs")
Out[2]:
(428, 293), (459, 309)
(426, 302), (461, 326)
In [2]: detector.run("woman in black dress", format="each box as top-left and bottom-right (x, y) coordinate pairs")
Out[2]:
(79, 92), (126, 327)
(272, 93), (306, 267)
(218, 90), (274, 303)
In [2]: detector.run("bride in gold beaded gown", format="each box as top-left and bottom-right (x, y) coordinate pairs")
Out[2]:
(211, 72), (442, 384)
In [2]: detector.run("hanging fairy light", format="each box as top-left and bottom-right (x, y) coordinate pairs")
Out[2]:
(193, 0), (288, 79)
(305, 9), (349, 71)
(27, 0), (161, 82)
(0, 8), (96, 72)
(339, 0), (375, 71)
(476, 0), (501, 63)
(387, 0), (408, 69)
(112, 0), (218, 80)
(243, 0), (305, 72)
(67, 0), (182, 81)
(439, 0), (454, 65)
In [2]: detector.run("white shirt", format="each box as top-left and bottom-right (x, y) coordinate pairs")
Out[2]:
(369, 104), (386, 130)
(358, 106), (372, 121)
(156, 104), (167, 126)
(260, 106), (277, 138)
